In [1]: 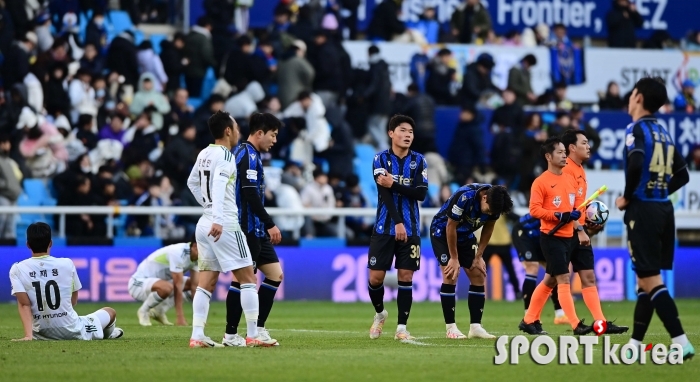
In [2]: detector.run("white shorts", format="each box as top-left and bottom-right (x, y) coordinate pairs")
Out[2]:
(195, 217), (253, 272)
(128, 276), (161, 302)
(78, 309), (110, 340)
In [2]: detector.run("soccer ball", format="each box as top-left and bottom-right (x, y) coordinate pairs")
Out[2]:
(585, 201), (609, 225)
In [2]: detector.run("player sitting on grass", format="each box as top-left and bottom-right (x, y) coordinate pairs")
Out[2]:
(367, 114), (428, 342)
(10, 222), (124, 341)
(128, 241), (199, 327)
(430, 184), (513, 339)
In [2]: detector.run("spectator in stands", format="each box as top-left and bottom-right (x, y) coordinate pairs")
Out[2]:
(406, 6), (439, 44)
(98, 114), (128, 143)
(121, 112), (160, 169)
(105, 31), (140, 87)
(158, 121), (197, 194)
(367, 0), (405, 42)
(518, 112), (547, 196)
(686, 146), (700, 171)
(268, 3), (295, 58)
(598, 81), (626, 110)
(308, 30), (343, 108)
(164, 88), (193, 134)
(449, 103), (484, 183)
(549, 111), (571, 137)
(129, 73), (171, 130)
(321, 106), (355, 179)
(137, 41), (168, 92)
(409, 45), (430, 94)
(68, 68), (97, 124)
(490, 119), (520, 185)
(450, 0), (492, 44)
(193, 94), (225, 148)
(183, 16), (216, 98)
(342, 174), (371, 238)
(674, 80), (697, 113)
(281, 160), (306, 192)
(606, 0), (643, 48)
(79, 43), (105, 77)
(203, 0), (236, 65)
(278, 40), (315, 109)
(521, 24), (549, 47)
(508, 54), (537, 107)
(34, 12), (54, 53)
(685, 30), (700, 51)
(461, 53), (498, 106)
(160, 33), (188, 93)
(301, 168), (337, 238)
(75, 114), (98, 151)
(284, 91), (331, 168)
(426, 48), (457, 106)
(44, 63), (71, 120)
(61, 174), (106, 238)
(24, 69), (43, 114)
(126, 178), (161, 236)
(402, 83), (436, 154)
(538, 82), (573, 111)
(362, 45), (391, 151)
(0, 134), (21, 239)
(643, 30), (673, 50)
(223, 35), (270, 96)
(491, 89), (525, 135)
(224, 81), (265, 119)
(55, 115), (86, 162)
(17, 107), (67, 178)
(502, 30), (522, 46)
(85, 11), (107, 54)
(2, 32), (36, 88)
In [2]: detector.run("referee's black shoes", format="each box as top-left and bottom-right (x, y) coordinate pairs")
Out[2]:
(519, 320), (548, 335)
(605, 321), (630, 334)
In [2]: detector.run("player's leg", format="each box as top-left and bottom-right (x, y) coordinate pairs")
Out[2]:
(95, 307), (123, 339)
(224, 232), (260, 342)
(190, 222), (223, 348)
(255, 238), (283, 333)
(521, 261), (539, 312)
(367, 234), (392, 339)
(139, 280), (174, 326)
(153, 276), (192, 325)
(432, 235), (464, 339)
(493, 245), (521, 297)
(393, 236), (421, 341)
(465, 265), (495, 339)
(549, 275), (566, 324)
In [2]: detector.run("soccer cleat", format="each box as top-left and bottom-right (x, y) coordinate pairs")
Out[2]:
(446, 326), (467, 339)
(394, 329), (415, 341)
(108, 328), (124, 339)
(519, 320), (547, 335)
(683, 342), (695, 360)
(246, 334), (278, 347)
(573, 320), (594, 335)
(137, 309), (152, 326)
(221, 334), (246, 347)
(257, 328), (280, 346)
(190, 337), (224, 348)
(468, 325), (496, 339)
(604, 321), (629, 334)
(553, 315), (570, 325)
(369, 310), (388, 339)
(149, 308), (173, 326)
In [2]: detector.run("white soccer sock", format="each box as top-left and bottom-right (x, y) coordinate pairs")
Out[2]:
(142, 292), (165, 311)
(470, 323), (482, 330)
(224, 333), (237, 341)
(446, 323), (456, 330)
(191, 287), (211, 339)
(628, 339), (641, 348)
(156, 295), (175, 314)
(554, 309), (565, 318)
(397, 324), (406, 332)
(672, 334), (690, 347)
(240, 283), (259, 338)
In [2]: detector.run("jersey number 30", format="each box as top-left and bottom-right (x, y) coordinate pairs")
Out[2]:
(32, 280), (61, 311)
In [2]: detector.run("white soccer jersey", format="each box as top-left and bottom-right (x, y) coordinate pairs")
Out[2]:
(9, 256), (83, 340)
(187, 144), (241, 231)
(132, 243), (198, 280)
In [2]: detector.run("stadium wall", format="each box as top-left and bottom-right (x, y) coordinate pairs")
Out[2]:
(1, 246), (697, 302)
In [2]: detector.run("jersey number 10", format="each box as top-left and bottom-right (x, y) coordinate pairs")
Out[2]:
(32, 280), (61, 311)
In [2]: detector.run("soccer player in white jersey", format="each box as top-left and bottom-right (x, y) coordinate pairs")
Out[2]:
(9, 222), (124, 341)
(186, 110), (277, 348)
(129, 240), (199, 326)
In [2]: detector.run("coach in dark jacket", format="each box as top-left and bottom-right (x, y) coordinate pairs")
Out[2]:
(160, 33), (187, 93)
(223, 35), (270, 95)
(426, 48), (456, 106)
(105, 31), (139, 86)
(461, 53), (499, 106)
(606, 0), (643, 48)
(308, 30), (343, 106)
(403, 84), (436, 154)
(367, 0), (405, 41)
(2, 35), (34, 88)
(183, 17), (217, 97)
(363, 46), (392, 150)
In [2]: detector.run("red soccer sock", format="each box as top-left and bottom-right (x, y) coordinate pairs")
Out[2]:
(582, 286), (606, 322)
(524, 283), (553, 324)
(557, 284), (580, 330)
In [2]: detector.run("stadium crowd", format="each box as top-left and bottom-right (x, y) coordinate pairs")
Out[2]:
(0, 0), (699, 241)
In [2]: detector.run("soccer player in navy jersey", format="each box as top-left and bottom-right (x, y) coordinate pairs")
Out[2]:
(615, 77), (694, 359)
(430, 184), (513, 339)
(367, 115), (428, 342)
(223, 112), (283, 347)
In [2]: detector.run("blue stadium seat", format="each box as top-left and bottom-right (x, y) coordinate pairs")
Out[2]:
(200, 67), (216, 100)
(23, 179), (49, 202)
(107, 11), (134, 36)
(16, 194), (45, 234)
(427, 183), (439, 202)
(270, 159), (285, 169)
(150, 34), (167, 55)
(187, 98), (203, 110)
(114, 237), (163, 247)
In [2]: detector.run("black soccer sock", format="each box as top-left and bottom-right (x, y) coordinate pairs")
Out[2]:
(468, 285), (486, 324)
(650, 285), (686, 338)
(632, 288), (654, 342)
(551, 285), (562, 311)
(368, 282), (385, 314)
(522, 274), (537, 310)
(258, 278), (281, 328)
(225, 282), (242, 335)
(440, 283), (457, 325)
(397, 281), (413, 325)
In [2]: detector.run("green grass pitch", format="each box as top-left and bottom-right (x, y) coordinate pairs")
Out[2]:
(0, 300), (698, 381)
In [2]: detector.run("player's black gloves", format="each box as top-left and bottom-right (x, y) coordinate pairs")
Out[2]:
(570, 209), (582, 221)
(554, 211), (571, 223)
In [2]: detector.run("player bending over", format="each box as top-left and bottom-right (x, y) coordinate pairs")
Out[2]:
(10, 222), (123, 341)
(186, 110), (276, 348)
(430, 184), (513, 339)
(129, 240), (199, 326)
(367, 115), (428, 342)
(615, 77), (694, 359)
(561, 129), (628, 334)
(518, 137), (592, 336)
(223, 112), (283, 347)
(511, 214), (566, 324)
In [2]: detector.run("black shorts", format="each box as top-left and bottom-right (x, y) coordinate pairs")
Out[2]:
(624, 200), (675, 277)
(570, 233), (594, 272)
(511, 226), (545, 263)
(367, 234), (421, 271)
(245, 232), (279, 272)
(430, 234), (477, 268)
(540, 235), (573, 276)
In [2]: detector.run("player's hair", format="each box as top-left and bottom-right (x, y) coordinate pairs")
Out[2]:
(207, 110), (234, 139)
(249, 112), (282, 135)
(388, 114), (415, 132)
(541, 136), (563, 158)
(632, 77), (667, 113)
(27, 222), (52, 253)
(485, 185), (513, 216)
(561, 129), (587, 156)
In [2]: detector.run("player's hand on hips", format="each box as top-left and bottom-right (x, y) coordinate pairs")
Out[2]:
(470, 256), (486, 276)
(376, 172), (394, 188)
(11, 337), (32, 341)
(394, 223), (407, 242)
(444, 258), (460, 281)
(615, 196), (629, 211)
(208, 223), (223, 242)
(578, 230), (591, 246)
(268, 226), (282, 245)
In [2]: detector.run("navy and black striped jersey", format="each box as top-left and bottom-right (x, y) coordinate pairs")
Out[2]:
(624, 116), (687, 201)
(372, 149), (428, 237)
(233, 142), (266, 237)
(430, 184), (500, 242)
(513, 213), (541, 238)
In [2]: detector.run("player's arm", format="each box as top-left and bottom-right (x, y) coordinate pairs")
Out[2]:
(443, 191), (469, 279)
(529, 181), (557, 221)
(239, 152), (279, 240)
(668, 146), (689, 195)
(186, 161), (205, 207)
(622, 124), (646, 201)
(70, 262), (82, 307)
(9, 265), (32, 340)
(171, 271), (186, 326)
(476, 220), (496, 258)
(388, 158), (428, 201)
(373, 156), (405, 236)
(209, 154), (231, 239)
(72, 290), (78, 306)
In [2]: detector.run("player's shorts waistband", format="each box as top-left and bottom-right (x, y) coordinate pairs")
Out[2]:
(197, 215), (242, 232)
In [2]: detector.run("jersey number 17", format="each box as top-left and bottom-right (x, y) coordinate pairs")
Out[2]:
(200, 170), (212, 203)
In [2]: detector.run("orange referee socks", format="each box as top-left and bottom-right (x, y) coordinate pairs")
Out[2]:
(524, 283), (553, 324)
(557, 284), (580, 330)
(582, 286), (606, 322)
